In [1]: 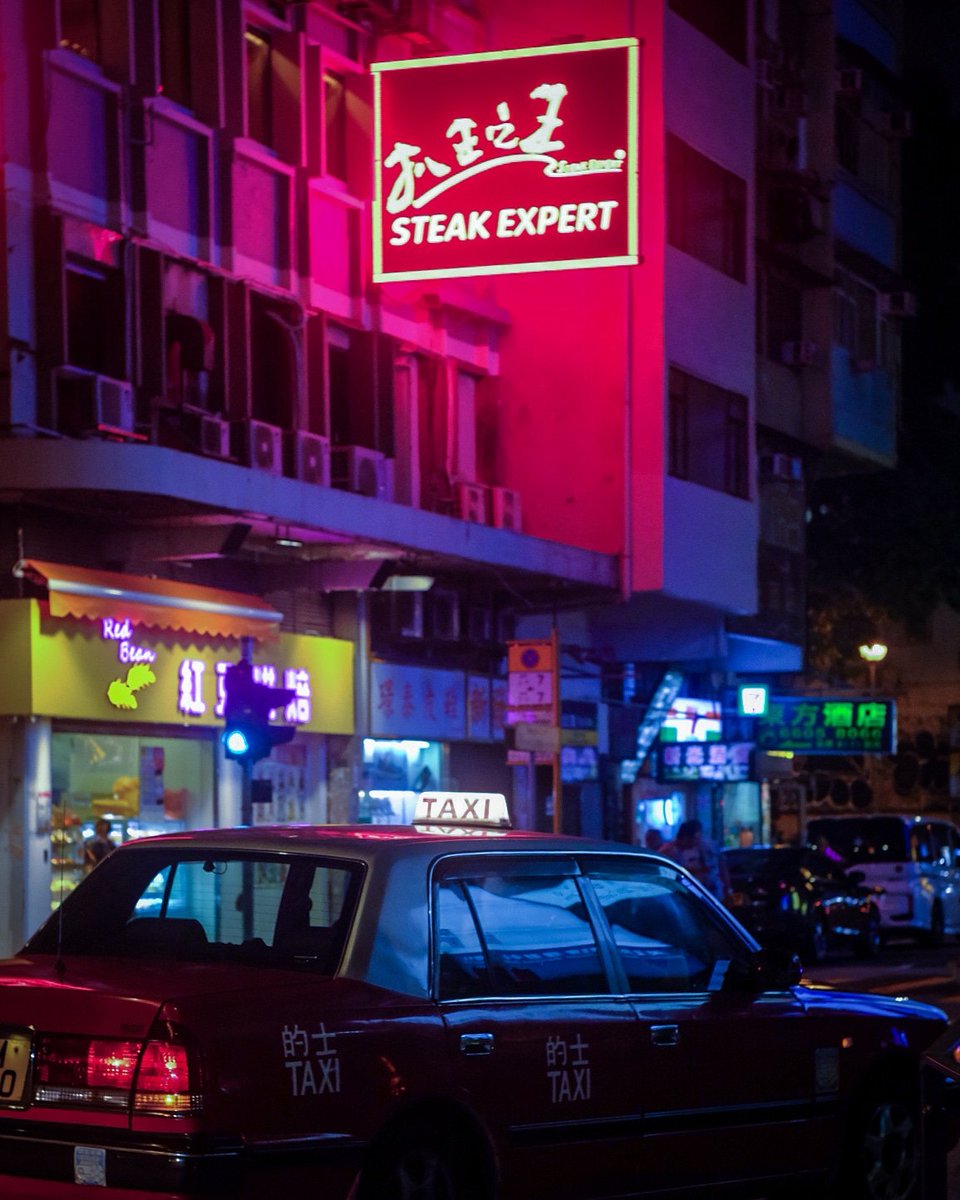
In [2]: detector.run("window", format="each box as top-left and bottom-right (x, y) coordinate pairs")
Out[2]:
(159, 0), (192, 109)
(246, 26), (274, 147)
(323, 71), (348, 181)
(436, 869), (608, 999)
(166, 311), (215, 410)
(668, 136), (746, 281)
(834, 270), (857, 351)
(669, 367), (749, 499)
(763, 273), (804, 362)
(835, 270), (879, 367)
(32, 850), (362, 973)
(587, 863), (749, 993)
(66, 261), (125, 377)
(835, 102), (896, 202)
(60, 0), (101, 61)
(668, 0), (747, 63)
(250, 295), (299, 428)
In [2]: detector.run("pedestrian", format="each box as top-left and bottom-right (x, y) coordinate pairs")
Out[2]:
(662, 818), (730, 902)
(83, 818), (115, 872)
(643, 827), (665, 853)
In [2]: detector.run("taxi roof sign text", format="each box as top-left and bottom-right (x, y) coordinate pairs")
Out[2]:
(414, 791), (511, 829)
(372, 39), (639, 282)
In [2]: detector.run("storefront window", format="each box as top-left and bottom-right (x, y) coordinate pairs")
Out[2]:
(50, 732), (212, 908)
(358, 738), (442, 824)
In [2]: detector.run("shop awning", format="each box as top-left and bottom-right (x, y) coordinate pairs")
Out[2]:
(14, 559), (282, 641)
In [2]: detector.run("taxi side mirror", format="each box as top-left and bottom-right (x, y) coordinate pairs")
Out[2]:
(726, 947), (803, 993)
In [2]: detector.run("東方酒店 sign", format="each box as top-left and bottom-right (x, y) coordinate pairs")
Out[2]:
(372, 38), (639, 281)
(756, 697), (896, 755)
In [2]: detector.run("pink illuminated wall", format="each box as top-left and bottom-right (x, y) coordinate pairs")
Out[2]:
(488, 0), (665, 593)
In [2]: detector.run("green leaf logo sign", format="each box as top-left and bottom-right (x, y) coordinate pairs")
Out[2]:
(107, 663), (158, 711)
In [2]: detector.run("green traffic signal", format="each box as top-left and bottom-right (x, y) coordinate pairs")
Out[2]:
(221, 661), (296, 767)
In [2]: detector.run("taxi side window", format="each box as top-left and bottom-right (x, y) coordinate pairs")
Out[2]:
(587, 865), (747, 993)
(437, 881), (490, 998)
(436, 873), (609, 999)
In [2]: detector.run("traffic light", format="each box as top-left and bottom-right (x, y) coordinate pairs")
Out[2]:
(221, 660), (296, 767)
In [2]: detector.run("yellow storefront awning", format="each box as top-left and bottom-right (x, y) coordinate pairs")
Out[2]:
(14, 559), (282, 641)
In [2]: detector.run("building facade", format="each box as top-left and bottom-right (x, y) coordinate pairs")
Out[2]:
(0, 0), (909, 952)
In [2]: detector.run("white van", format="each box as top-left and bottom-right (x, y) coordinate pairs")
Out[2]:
(806, 813), (960, 944)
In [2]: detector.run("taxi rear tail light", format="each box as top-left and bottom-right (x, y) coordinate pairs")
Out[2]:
(35, 1034), (200, 1115)
(37, 1036), (138, 1109)
(133, 1038), (197, 1114)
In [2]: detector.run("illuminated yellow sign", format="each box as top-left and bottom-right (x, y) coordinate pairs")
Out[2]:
(0, 600), (354, 735)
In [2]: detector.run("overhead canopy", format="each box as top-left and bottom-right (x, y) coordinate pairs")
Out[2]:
(14, 559), (282, 641)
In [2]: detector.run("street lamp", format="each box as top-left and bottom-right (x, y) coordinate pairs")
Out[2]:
(858, 642), (888, 693)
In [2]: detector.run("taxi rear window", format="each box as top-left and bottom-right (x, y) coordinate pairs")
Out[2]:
(28, 850), (363, 973)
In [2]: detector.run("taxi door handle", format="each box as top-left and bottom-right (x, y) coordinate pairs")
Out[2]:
(650, 1024), (679, 1047)
(460, 1033), (495, 1056)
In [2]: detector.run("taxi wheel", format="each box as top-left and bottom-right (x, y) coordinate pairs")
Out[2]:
(842, 1076), (920, 1200)
(358, 1119), (484, 1200)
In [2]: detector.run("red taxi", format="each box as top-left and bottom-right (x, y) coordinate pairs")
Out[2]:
(0, 792), (953, 1200)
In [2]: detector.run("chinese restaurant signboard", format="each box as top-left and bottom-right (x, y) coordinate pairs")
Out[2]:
(756, 697), (896, 755)
(371, 38), (639, 281)
(659, 742), (753, 783)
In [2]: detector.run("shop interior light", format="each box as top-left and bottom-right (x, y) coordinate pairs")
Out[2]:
(380, 575), (435, 592)
(274, 526), (303, 549)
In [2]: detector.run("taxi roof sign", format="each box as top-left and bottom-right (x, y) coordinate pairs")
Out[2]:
(414, 792), (511, 829)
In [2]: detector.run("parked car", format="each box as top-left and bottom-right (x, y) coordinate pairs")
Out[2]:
(723, 845), (882, 964)
(0, 795), (953, 1200)
(807, 813), (960, 945)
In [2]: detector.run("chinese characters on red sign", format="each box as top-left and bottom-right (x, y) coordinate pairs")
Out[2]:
(372, 38), (639, 281)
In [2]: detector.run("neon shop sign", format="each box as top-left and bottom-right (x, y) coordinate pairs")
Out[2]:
(372, 38), (638, 281)
(100, 619), (313, 725)
(177, 659), (313, 726)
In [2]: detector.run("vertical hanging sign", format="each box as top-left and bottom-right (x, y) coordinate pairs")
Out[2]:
(506, 638), (557, 727)
(372, 38), (639, 282)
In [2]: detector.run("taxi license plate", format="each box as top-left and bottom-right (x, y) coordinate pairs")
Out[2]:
(0, 1031), (33, 1107)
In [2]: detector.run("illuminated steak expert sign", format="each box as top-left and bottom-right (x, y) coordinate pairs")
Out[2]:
(372, 38), (639, 281)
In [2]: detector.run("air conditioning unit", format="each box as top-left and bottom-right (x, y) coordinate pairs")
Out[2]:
(880, 291), (917, 318)
(455, 481), (488, 523)
(286, 431), (331, 486)
(56, 370), (136, 439)
(180, 407), (230, 458)
(232, 419), (283, 474)
(489, 486), (522, 531)
(331, 445), (393, 501)
(836, 68), (863, 95)
(759, 453), (803, 482)
(394, 592), (424, 639)
(197, 413), (230, 458)
(780, 341), (818, 367)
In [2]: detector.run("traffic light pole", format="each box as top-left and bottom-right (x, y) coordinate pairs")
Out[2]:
(237, 638), (254, 940)
(239, 637), (254, 829)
